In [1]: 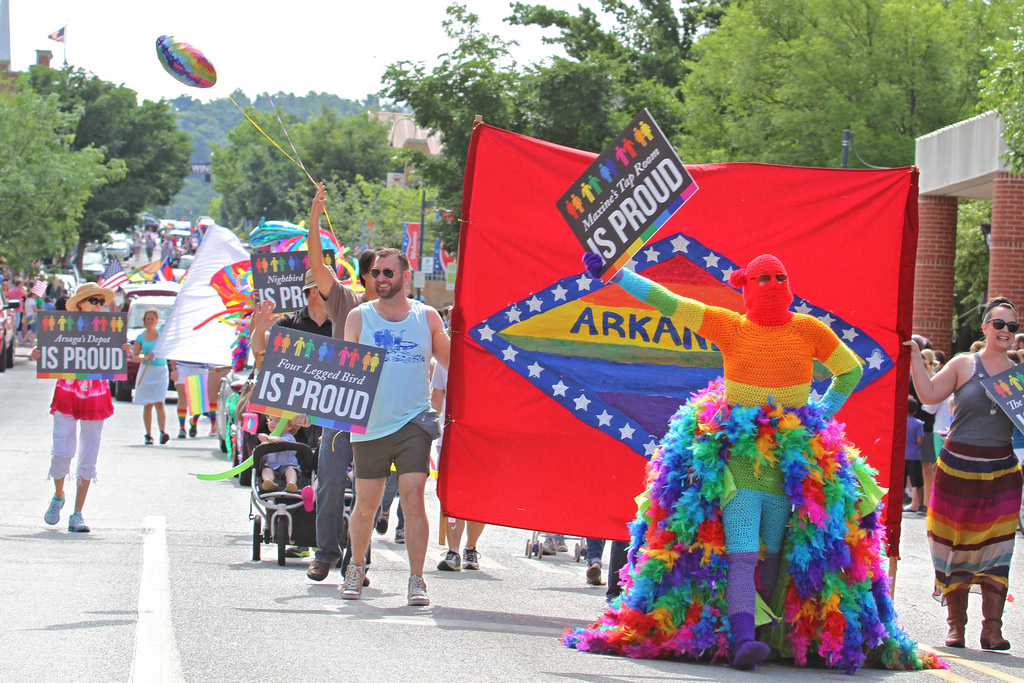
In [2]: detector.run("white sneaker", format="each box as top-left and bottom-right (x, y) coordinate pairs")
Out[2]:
(341, 563), (365, 600)
(408, 574), (429, 606)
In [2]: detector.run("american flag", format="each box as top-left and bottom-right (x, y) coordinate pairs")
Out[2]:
(48, 26), (66, 43)
(30, 280), (47, 297)
(98, 259), (128, 291)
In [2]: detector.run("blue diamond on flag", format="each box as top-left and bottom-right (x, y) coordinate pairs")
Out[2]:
(471, 232), (893, 459)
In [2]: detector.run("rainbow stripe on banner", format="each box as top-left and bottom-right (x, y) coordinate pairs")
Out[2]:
(38, 371), (128, 380)
(184, 374), (209, 414)
(247, 402), (367, 435)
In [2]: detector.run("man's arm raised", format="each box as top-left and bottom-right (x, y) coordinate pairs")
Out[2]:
(307, 182), (336, 294)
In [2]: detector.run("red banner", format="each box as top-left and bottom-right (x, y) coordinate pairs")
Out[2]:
(440, 123), (917, 552)
(402, 222), (421, 271)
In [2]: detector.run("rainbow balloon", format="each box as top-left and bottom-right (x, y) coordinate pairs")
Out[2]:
(155, 35), (217, 88)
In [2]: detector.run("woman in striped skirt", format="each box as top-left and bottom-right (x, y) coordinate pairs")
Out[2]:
(906, 296), (1023, 651)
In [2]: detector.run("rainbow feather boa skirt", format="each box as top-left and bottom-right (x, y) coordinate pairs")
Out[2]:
(562, 380), (946, 673)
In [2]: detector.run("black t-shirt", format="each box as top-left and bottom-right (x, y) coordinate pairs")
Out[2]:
(274, 306), (332, 337)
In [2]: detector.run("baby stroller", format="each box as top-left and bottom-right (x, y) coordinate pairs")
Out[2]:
(250, 440), (318, 566)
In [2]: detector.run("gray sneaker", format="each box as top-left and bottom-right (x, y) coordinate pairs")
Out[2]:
(408, 574), (429, 606)
(463, 547), (480, 570)
(437, 549), (461, 571)
(68, 512), (90, 533)
(44, 496), (65, 526)
(341, 563), (365, 600)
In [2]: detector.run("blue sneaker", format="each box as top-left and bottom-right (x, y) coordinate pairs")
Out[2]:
(44, 496), (65, 525)
(68, 512), (90, 533)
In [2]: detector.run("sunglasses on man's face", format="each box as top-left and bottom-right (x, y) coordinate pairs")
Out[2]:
(986, 318), (1020, 333)
(756, 273), (787, 285)
(84, 297), (106, 306)
(370, 268), (400, 279)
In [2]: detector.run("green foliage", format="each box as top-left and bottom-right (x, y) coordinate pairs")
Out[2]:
(212, 106), (398, 229)
(953, 200), (991, 352)
(979, 6), (1024, 173)
(291, 177), (428, 251)
(680, 0), (1010, 167)
(21, 66), (192, 264)
(0, 90), (121, 268)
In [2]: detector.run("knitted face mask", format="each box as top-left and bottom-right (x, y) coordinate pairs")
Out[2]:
(728, 254), (793, 326)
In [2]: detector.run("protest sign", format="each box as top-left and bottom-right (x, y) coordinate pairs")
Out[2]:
(251, 250), (336, 313)
(981, 365), (1024, 434)
(248, 328), (383, 433)
(556, 108), (698, 281)
(36, 312), (128, 380)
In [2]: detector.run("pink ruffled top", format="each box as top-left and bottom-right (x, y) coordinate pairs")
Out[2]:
(50, 379), (114, 421)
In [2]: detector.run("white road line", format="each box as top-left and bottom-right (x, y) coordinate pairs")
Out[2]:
(130, 516), (183, 683)
(322, 608), (561, 636)
(919, 644), (1024, 683)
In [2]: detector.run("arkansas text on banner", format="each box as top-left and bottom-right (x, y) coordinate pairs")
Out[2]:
(251, 250), (335, 313)
(444, 122), (918, 551)
(981, 365), (1024, 434)
(36, 312), (128, 380)
(556, 108), (698, 281)
(248, 329), (383, 433)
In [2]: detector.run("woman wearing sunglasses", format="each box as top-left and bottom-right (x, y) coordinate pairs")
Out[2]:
(29, 282), (117, 533)
(906, 296), (1023, 651)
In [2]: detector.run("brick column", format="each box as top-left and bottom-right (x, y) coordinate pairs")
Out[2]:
(988, 172), (1024, 312)
(913, 195), (958, 356)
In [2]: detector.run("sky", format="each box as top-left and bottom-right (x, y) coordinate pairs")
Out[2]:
(8, 0), (608, 103)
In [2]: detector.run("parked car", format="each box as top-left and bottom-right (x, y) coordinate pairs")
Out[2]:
(81, 249), (107, 280)
(109, 287), (179, 401)
(0, 287), (17, 373)
(215, 361), (253, 455)
(103, 232), (133, 260)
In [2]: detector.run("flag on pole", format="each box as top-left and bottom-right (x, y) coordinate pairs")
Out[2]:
(30, 280), (47, 297)
(98, 259), (128, 291)
(48, 27), (66, 43)
(158, 259), (176, 282)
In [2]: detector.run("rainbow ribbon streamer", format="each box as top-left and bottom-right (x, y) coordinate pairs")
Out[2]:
(184, 374), (209, 415)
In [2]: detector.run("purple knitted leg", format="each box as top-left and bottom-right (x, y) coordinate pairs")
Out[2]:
(726, 551), (758, 616)
(758, 551), (782, 602)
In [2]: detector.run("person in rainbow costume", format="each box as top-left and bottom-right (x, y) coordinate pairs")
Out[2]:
(563, 253), (945, 673)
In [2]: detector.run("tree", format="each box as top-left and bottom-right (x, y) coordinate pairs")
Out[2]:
(0, 91), (122, 268)
(381, 4), (522, 246)
(979, 6), (1024, 173)
(22, 66), (192, 266)
(679, 0), (1013, 167)
(953, 200), (991, 353)
(293, 109), (395, 185)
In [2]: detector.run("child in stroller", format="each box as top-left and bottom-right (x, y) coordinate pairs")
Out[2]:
(258, 415), (302, 493)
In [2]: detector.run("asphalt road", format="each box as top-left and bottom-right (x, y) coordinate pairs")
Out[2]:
(2, 345), (1023, 683)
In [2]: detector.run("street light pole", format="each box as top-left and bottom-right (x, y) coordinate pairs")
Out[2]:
(417, 189), (426, 299)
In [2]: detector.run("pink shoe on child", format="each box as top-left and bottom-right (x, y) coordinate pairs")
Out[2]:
(301, 486), (316, 512)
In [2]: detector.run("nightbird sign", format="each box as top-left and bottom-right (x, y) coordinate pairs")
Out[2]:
(557, 108), (698, 281)
(251, 250), (336, 313)
(981, 365), (1024, 434)
(247, 329), (383, 433)
(36, 312), (128, 380)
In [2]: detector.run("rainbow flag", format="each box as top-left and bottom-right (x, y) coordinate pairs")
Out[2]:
(184, 374), (209, 414)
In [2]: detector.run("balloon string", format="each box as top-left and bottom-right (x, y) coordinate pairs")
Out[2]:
(226, 96), (338, 239)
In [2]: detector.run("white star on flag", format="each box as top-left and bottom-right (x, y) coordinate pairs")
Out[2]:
(867, 350), (884, 370)
(506, 307), (522, 323)
(527, 295), (543, 312)
(671, 235), (690, 252)
(721, 266), (735, 282)
(573, 394), (591, 411)
(817, 313), (835, 326)
(552, 380), (568, 397)
(552, 284), (568, 301)
(478, 325), (495, 342)
(596, 410), (613, 426)
(502, 346), (518, 362)
(703, 253), (720, 268)
(643, 246), (660, 262)
(527, 362), (544, 377)
(618, 423), (635, 440)
(841, 327), (858, 342)
(644, 441), (659, 456)
(575, 274), (593, 291)
(793, 302), (813, 315)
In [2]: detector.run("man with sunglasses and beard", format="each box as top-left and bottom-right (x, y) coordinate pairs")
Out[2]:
(339, 245), (449, 606)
